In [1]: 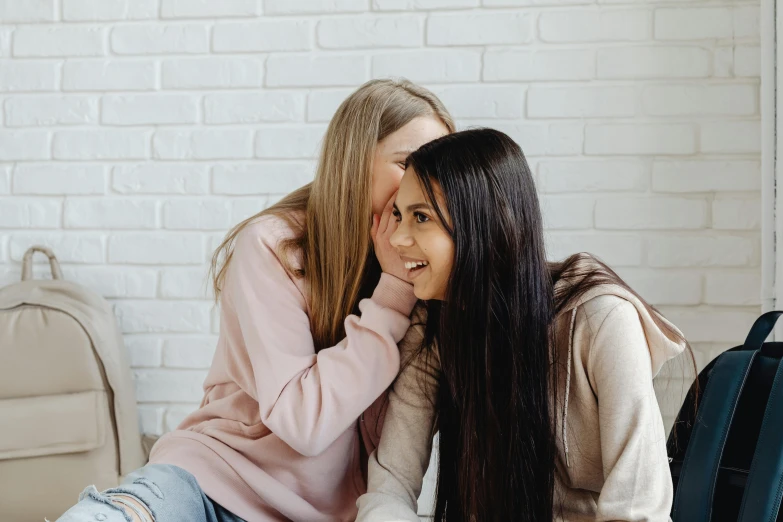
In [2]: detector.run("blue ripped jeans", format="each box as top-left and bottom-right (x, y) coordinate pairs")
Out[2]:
(56, 464), (246, 522)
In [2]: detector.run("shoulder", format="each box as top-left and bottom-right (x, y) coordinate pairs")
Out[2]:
(233, 213), (303, 271)
(578, 294), (637, 339)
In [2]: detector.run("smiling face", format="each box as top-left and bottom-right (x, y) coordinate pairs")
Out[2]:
(390, 168), (454, 301)
(371, 116), (450, 217)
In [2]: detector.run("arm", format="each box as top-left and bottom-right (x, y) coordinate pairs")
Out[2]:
(223, 218), (418, 457)
(588, 301), (674, 522)
(356, 310), (440, 522)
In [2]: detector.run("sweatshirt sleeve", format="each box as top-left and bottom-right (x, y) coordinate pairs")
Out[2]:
(222, 218), (418, 457)
(587, 300), (674, 522)
(356, 311), (440, 522)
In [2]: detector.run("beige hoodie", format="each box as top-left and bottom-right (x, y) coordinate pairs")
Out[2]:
(356, 279), (686, 522)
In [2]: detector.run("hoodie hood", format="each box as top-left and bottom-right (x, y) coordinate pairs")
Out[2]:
(553, 259), (688, 467)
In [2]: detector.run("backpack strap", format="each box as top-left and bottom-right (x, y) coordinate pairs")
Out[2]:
(743, 311), (783, 351)
(672, 350), (757, 522)
(738, 358), (783, 522)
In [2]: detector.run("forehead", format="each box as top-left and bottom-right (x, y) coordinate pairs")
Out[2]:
(396, 169), (426, 206)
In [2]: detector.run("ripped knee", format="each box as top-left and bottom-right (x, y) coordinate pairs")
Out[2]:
(78, 486), (155, 522)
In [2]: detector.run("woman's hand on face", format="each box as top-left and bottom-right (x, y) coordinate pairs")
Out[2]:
(372, 191), (409, 283)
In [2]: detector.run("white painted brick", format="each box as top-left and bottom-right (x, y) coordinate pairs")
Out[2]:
(163, 199), (232, 230)
(479, 122), (583, 157)
(163, 57), (263, 89)
(373, 50), (481, 83)
(255, 126), (326, 159)
(0, 131), (50, 161)
(232, 198), (274, 222)
(102, 95), (200, 126)
(585, 124), (695, 155)
(527, 86), (635, 118)
(704, 271), (760, 306)
(652, 161), (760, 193)
(0, 61), (59, 92)
(266, 0), (367, 14)
(63, 60), (156, 92)
(597, 46), (710, 79)
(137, 405), (165, 435)
(0, 27), (12, 57)
(713, 46), (733, 78)
(162, 0), (260, 18)
(701, 121), (760, 154)
(0, 0), (55, 22)
(0, 166), (9, 194)
(648, 235), (757, 268)
(318, 16), (423, 49)
(113, 164), (209, 195)
(537, 160), (648, 193)
(539, 9), (651, 43)
(539, 196), (594, 229)
(267, 54), (366, 87)
(4, 96), (98, 127)
(133, 369), (208, 401)
(546, 233), (642, 266)
(153, 129), (254, 160)
(163, 337), (218, 368)
(484, 49), (594, 82)
(9, 233), (105, 263)
(63, 0), (158, 21)
(373, 0), (477, 9)
(118, 302), (210, 333)
(213, 163), (314, 194)
(734, 6), (760, 39)
(307, 89), (354, 122)
(429, 85), (523, 119)
(13, 26), (105, 57)
(617, 269), (702, 306)
(165, 404), (199, 431)
(64, 199), (157, 229)
(205, 92), (305, 124)
(112, 24), (210, 55)
(654, 8), (733, 40)
(712, 197), (760, 230)
(214, 20), (312, 52)
(427, 12), (532, 46)
(53, 130), (149, 160)
(0, 199), (60, 228)
(735, 45), (761, 78)
(66, 266), (157, 298)
(485, 0), (590, 5)
(642, 84), (756, 116)
(661, 309), (758, 344)
(160, 268), (212, 299)
(109, 233), (204, 264)
(595, 197), (707, 230)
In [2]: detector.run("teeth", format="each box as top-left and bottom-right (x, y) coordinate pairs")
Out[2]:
(405, 261), (429, 269)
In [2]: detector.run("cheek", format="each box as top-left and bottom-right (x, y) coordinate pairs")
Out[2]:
(372, 166), (404, 212)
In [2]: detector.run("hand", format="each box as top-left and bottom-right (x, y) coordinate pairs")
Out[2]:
(371, 191), (409, 283)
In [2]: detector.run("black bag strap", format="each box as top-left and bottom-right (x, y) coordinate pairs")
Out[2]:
(742, 311), (783, 351)
(738, 358), (783, 522)
(672, 350), (757, 522)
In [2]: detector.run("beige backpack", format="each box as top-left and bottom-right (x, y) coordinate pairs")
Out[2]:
(0, 246), (146, 522)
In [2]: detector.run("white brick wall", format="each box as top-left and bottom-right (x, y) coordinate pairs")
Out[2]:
(0, 2), (761, 513)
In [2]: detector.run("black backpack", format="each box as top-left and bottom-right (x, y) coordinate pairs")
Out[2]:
(668, 311), (783, 522)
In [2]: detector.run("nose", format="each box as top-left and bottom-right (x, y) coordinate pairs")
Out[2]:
(390, 218), (414, 250)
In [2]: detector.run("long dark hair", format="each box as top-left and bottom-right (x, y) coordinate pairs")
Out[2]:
(407, 128), (695, 522)
(407, 128), (556, 522)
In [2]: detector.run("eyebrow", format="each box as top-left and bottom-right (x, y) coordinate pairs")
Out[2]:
(391, 148), (417, 156)
(393, 202), (433, 213)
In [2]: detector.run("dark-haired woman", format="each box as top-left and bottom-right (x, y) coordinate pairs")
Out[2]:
(355, 128), (690, 522)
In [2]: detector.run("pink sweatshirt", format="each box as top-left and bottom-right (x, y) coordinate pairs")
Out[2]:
(149, 214), (418, 521)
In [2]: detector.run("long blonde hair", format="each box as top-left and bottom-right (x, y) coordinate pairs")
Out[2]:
(210, 79), (455, 351)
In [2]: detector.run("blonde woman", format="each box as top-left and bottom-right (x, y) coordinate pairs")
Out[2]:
(57, 80), (454, 522)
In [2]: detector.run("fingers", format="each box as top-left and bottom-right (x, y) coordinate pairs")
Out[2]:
(378, 191), (398, 236)
(370, 214), (379, 241)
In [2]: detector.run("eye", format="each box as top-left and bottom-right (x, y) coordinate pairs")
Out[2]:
(397, 161), (406, 169)
(414, 212), (429, 224)
(392, 208), (401, 222)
